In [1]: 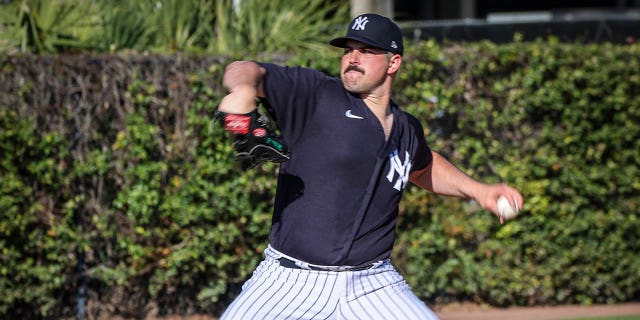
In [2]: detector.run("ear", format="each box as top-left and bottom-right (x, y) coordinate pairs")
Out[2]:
(387, 54), (402, 74)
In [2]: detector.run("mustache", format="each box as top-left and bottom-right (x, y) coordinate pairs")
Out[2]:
(344, 65), (364, 74)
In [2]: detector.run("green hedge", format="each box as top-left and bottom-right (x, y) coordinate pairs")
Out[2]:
(1, 40), (639, 318)
(395, 40), (640, 306)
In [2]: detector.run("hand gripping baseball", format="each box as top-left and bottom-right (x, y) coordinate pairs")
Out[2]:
(215, 101), (290, 169)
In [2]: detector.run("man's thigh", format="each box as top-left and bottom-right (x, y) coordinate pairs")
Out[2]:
(220, 260), (341, 320)
(339, 271), (440, 320)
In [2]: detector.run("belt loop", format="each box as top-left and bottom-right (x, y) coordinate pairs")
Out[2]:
(295, 260), (311, 269)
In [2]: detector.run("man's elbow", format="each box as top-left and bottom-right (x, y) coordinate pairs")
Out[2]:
(224, 60), (259, 76)
(223, 61), (265, 92)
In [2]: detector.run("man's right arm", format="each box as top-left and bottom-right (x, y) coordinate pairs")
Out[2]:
(410, 150), (524, 223)
(218, 61), (267, 114)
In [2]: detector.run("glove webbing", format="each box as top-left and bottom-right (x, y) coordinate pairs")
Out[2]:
(215, 106), (289, 169)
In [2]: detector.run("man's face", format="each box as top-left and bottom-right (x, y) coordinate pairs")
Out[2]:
(340, 40), (395, 94)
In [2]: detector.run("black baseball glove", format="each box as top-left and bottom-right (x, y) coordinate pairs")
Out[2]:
(215, 100), (290, 169)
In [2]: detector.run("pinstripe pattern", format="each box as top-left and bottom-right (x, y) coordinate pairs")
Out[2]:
(220, 247), (439, 320)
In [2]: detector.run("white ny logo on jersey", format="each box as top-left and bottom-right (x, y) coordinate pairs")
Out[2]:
(386, 150), (412, 191)
(352, 16), (369, 31)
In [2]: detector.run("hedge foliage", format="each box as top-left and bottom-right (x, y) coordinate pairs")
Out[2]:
(1, 40), (639, 318)
(395, 40), (640, 307)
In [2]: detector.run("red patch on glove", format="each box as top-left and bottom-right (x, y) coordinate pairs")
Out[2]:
(252, 128), (266, 137)
(223, 114), (251, 134)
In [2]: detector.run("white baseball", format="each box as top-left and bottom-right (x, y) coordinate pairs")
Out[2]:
(497, 195), (519, 220)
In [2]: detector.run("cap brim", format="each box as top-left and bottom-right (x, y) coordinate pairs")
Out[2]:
(329, 35), (386, 51)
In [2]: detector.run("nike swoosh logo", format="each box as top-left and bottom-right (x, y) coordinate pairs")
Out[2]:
(345, 109), (363, 119)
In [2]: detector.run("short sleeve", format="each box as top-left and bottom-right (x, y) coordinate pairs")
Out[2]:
(407, 113), (432, 172)
(258, 63), (331, 141)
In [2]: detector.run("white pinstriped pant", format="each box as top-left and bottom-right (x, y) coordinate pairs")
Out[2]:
(220, 246), (440, 320)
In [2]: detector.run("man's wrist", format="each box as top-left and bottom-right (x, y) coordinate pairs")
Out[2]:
(218, 88), (258, 114)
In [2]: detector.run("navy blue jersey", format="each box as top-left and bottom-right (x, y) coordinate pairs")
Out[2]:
(259, 63), (432, 266)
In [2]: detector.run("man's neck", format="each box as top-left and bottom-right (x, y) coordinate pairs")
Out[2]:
(361, 91), (392, 120)
(361, 92), (393, 141)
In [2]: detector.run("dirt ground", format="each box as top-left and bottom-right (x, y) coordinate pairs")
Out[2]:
(434, 302), (640, 320)
(152, 302), (640, 320)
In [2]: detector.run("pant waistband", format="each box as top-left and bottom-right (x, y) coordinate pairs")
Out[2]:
(267, 245), (386, 272)
(277, 257), (379, 271)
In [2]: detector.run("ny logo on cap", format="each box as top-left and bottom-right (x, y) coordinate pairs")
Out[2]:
(352, 16), (369, 31)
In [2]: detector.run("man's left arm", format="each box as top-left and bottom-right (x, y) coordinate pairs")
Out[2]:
(409, 150), (524, 223)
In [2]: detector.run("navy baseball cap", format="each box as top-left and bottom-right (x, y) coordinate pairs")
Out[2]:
(330, 13), (404, 55)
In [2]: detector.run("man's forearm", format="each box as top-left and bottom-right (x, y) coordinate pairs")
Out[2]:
(410, 151), (483, 200)
(218, 61), (266, 114)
